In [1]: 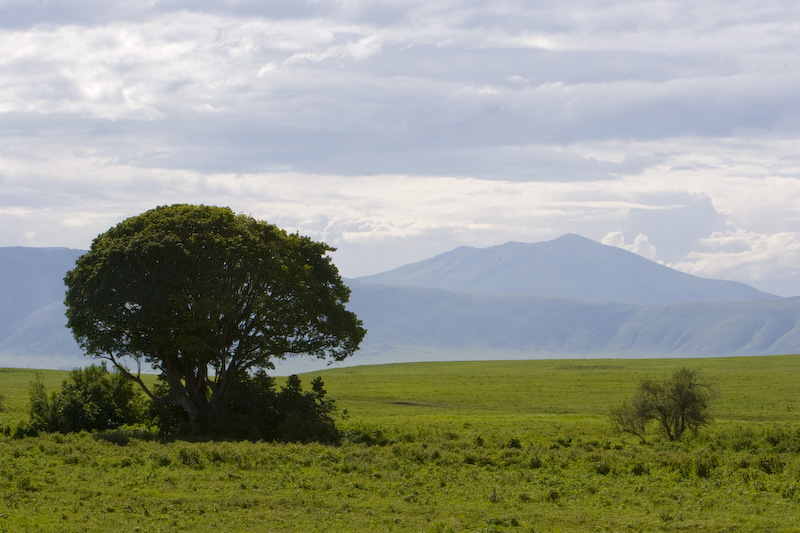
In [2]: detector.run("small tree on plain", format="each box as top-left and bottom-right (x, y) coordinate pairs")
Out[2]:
(611, 367), (712, 443)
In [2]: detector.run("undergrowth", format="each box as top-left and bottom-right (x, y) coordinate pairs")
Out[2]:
(1, 356), (799, 531)
(1, 421), (799, 532)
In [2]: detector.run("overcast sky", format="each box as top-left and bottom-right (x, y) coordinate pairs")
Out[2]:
(1, 0), (799, 295)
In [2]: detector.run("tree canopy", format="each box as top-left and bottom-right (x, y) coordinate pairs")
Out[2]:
(65, 204), (365, 434)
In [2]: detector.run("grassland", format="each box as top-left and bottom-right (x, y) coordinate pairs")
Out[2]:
(1, 355), (799, 532)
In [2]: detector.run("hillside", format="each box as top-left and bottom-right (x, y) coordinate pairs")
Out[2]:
(0, 239), (796, 372)
(344, 283), (800, 366)
(0, 247), (86, 368)
(356, 234), (778, 303)
(0, 247), (84, 327)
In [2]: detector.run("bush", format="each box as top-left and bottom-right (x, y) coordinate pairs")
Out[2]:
(611, 367), (712, 443)
(25, 365), (146, 434)
(147, 379), (190, 436)
(152, 372), (340, 443)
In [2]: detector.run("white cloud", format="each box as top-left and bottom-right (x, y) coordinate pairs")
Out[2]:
(671, 230), (800, 296)
(602, 232), (658, 260)
(0, 0), (799, 297)
(602, 231), (626, 248)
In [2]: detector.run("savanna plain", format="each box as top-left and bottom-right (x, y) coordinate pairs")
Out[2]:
(1, 355), (800, 532)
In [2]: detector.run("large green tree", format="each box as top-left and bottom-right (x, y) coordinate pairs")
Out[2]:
(65, 204), (365, 433)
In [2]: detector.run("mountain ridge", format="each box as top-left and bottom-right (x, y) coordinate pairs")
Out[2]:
(0, 239), (795, 372)
(355, 234), (779, 303)
(344, 283), (800, 362)
(0, 246), (85, 330)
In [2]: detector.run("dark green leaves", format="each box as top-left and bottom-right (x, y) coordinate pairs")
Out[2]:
(64, 204), (365, 435)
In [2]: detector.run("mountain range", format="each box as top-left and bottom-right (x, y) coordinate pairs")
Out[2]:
(0, 235), (797, 372)
(357, 234), (778, 303)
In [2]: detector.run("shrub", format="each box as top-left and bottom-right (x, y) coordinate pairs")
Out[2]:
(147, 379), (190, 436)
(25, 365), (146, 434)
(611, 367), (712, 443)
(341, 425), (390, 446)
(152, 371), (340, 443)
(0, 392), (8, 436)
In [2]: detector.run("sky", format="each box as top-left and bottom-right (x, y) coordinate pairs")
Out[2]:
(1, 0), (799, 296)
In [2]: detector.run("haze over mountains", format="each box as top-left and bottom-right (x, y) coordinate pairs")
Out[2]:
(0, 247), (85, 327)
(344, 234), (797, 367)
(0, 235), (797, 372)
(0, 247), (85, 368)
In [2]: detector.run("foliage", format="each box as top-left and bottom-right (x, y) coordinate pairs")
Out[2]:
(229, 373), (339, 442)
(0, 392), (6, 436)
(25, 365), (146, 434)
(64, 204), (365, 435)
(0, 356), (799, 530)
(1, 356), (797, 429)
(611, 367), (712, 443)
(2, 420), (800, 532)
(26, 375), (48, 433)
(154, 373), (340, 443)
(146, 378), (189, 436)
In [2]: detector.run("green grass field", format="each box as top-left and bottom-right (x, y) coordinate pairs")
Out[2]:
(1, 355), (800, 532)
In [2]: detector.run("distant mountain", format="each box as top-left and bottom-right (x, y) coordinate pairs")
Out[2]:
(0, 247), (86, 368)
(356, 234), (779, 303)
(344, 283), (800, 364)
(0, 240), (796, 372)
(0, 247), (84, 327)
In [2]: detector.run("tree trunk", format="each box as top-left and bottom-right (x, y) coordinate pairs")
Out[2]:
(162, 357), (212, 435)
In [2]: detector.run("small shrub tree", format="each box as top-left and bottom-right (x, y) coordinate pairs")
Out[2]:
(151, 372), (340, 442)
(270, 375), (339, 443)
(27, 375), (49, 431)
(0, 392), (7, 436)
(611, 367), (712, 443)
(26, 365), (146, 434)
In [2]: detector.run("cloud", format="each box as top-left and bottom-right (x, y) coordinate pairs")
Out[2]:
(602, 232), (658, 260)
(1, 3), (797, 178)
(671, 230), (800, 296)
(1, 0), (799, 297)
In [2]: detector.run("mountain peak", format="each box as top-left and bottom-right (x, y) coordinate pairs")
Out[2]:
(552, 233), (589, 242)
(356, 234), (778, 304)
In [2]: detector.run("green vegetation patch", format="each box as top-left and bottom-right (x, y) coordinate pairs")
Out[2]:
(316, 355), (800, 423)
(1, 354), (799, 531)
